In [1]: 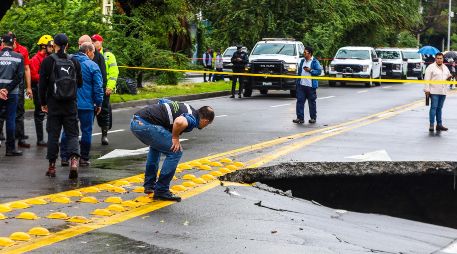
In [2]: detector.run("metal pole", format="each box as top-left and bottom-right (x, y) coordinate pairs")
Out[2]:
(448, 0), (452, 51)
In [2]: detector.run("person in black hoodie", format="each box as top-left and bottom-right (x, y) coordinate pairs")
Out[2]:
(39, 33), (82, 179)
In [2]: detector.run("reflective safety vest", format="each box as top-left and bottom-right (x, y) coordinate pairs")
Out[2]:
(162, 101), (194, 126)
(101, 48), (119, 91)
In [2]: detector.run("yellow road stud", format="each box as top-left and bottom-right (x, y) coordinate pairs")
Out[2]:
(199, 165), (212, 171)
(28, 227), (50, 236)
(178, 164), (192, 170)
(122, 200), (141, 208)
(210, 161), (223, 167)
(65, 190), (83, 197)
(173, 176), (178, 180)
(109, 186), (127, 193)
(134, 196), (152, 203)
(128, 177), (143, 183)
(104, 196), (123, 204)
(182, 174), (196, 180)
(199, 158), (211, 164)
(210, 171), (223, 177)
(50, 196), (71, 204)
(132, 187), (145, 193)
(91, 208), (113, 217)
(0, 213), (6, 220)
(16, 212), (39, 220)
(233, 162), (245, 168)
(192, 177), (206, 184)
(9, 232), (31, 241)
(189, 161), (202, 167)
(0, 204), (12, 212)
(79, 196), (99, 204)
(226, 165), (239, 171)
(182, 181), (196, 188)
(201, 174), (216, 181)
(171, 185), (187, 192)
(220, 158), (232, 163)
(8, 201), (30, 209)
(81, 187), (100, 193)
(47, 212), (68, 220)
(67, 216), (90, 223)
(26, 198), (48, 205)
(98, 183), (115, 190)
(106, 204), (126, 212)
(0, 237), (15, 247)
(113, 180), (130, 187)
(175, 169), (183, 174)
(219, 168), (232, 174)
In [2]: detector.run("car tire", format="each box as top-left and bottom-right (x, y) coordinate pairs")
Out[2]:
(329, 81), (336, 87)
(243, 88), (252, 97)
(260, 89), (268, 95)
(289, 90), (296, 98)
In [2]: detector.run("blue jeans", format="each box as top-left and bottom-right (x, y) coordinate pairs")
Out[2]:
(130, 115), (183, 194)
(0, 94), (18, 151)
(296, 84), (317, 120)
(429, 94), (446, 125)
(61, 109), (94, 161)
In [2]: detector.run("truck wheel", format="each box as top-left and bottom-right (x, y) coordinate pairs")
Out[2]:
(289, 90), (296, 98)
(329, 81), (336, 87)
(243, 88), (252, 97)
(260, 89), (268, 95)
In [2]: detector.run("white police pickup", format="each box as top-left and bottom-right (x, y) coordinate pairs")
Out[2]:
(376, 48), (408, 79)
(329, 46), (382, 87)
(401, 48), (425, 80)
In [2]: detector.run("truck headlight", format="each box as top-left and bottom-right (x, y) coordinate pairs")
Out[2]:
(285, 64), (297, 72)
(362, 65), (369, 72)
(394, 64), (401, 70)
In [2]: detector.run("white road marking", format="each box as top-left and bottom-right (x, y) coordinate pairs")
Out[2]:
(215, 115), (228, 118)
(345, 150), (392, 161)
(317, 96), (335, 100)
(271, 103), (291, 108)
(98, 139), (188, 160)
(92, 129), (126, 136)
(382, 86), (392, 89)
(357, 90), (368, 94)
(322, 127), (345, 134)
(441, 240), (457, 253)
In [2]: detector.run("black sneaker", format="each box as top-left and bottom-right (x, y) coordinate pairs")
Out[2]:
(6, 149), (23, 156)
(37, 140), (47, 147)
(144, 187), (155, 195)
(436, 125), (449, 131)
(292, 119), (304, 124)
(79, 159), (90, 167)
(18, 140), (31, 148)
(153, 192), (182, 202)
(238, 94), (242, 98)
(309, 119), (316, 124)
(61, 159), (69, 167)
(229, 95), (235, 98)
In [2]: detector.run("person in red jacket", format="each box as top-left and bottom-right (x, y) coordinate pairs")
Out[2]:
(30, 35), (53, 146)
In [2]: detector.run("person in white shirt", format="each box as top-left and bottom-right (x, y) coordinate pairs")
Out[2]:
(424, 52), (452, 132)
(214, 48), (224, 81)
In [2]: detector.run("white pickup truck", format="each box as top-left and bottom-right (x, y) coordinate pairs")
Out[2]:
(328, 46), (382, 87)
(401, 48), (425, 80)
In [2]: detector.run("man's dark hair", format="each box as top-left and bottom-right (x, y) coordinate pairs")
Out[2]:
(436, 52), (444, 58)
(198, 106), (215, 122)
(304, 46), (314, 55)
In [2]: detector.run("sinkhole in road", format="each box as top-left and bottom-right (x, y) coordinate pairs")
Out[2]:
(223, 161), (457, 229)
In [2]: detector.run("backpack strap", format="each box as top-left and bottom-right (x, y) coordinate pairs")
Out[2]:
(297, 59), (305, 76)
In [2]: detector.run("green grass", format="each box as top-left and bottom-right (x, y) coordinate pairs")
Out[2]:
(25, 80), (231, 110)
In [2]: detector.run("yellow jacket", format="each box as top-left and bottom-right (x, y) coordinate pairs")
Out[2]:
(101, 48), (119, 91)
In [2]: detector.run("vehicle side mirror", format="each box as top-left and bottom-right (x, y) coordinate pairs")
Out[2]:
(403, 58), (408, 62)
(373, 58), (379, 62)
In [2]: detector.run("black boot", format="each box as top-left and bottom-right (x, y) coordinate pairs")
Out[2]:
(101, 127), (109, 145)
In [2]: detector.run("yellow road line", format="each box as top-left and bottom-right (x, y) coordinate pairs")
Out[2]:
(119, 65), (457, 85)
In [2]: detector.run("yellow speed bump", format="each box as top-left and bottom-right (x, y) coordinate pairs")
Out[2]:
(98, 183), (115, 191)
(210, 161), (223, 167)
(128, 177), (143, 183)
(199, 165), (212, 171)
(173, 176), (178, 180)
(134, 196), (152, 203)
(16, 212), (39, 220)
(199, 158), (211, 164)
(79, 196), (99, 204)
(113, 180), (130, 187)
(191, 178), (207, 184)
(28, 227), (50, 236)
(201, 174), (216, 181)
(233, 162), (245, 168)
(104, 196), (123, 204)
(0, 237), (15, 247)
(189, 161), (202, 167)
(0, 204), (12, 212)
(9, 232), (31, 241)
(67, 216), (91, 224)
(182, 181), (196, 188)
(178, 164), (192, 170)
(132, 186), (145, 193)
(26, 198), (48, 205)
(81, 186), (100, 193)
(182, 174), (196, 180)
(109, 186), (127, 193)
(121, 200), (141, 208)
(91, 209), (113, 217)
(106, 204), (126, 212)
(175, 168), (183, 174)
(226, 165), (239, 171)
(50, 196), (71, 204)
(0, 213), (6, 220)
(171, 185), (187, 192)
(65, 190), (83, 197)
(8, 201), (30, 209)
(46, 212), (68, 220)
(210, 171), (223, 177)
(219, 168), (232, 174)
(220, 158), (232, 163)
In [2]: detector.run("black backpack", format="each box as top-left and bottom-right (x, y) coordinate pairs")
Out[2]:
(50, 54), (77, 101)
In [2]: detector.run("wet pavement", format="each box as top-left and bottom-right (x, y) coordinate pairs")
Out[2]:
(1, 82), (457, 253)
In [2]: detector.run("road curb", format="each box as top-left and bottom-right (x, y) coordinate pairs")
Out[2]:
(24, 90), (230, 119)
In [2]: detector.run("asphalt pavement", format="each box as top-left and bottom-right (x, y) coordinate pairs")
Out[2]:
(1, 81), (457, 253)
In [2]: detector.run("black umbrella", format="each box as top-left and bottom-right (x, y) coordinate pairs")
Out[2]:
(444, 51), (457, 62)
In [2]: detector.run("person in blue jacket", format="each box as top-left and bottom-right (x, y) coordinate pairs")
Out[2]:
(293, 46), (322, 124)
(61, 42), (103, 169)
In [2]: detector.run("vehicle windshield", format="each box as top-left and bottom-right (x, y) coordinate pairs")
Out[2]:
(402, 51), (421, 59)
(223, 48), (237, 57)
(251, 43), (296, 56)
(335, 50), (370, 60)
(376, 51), (401, 59)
